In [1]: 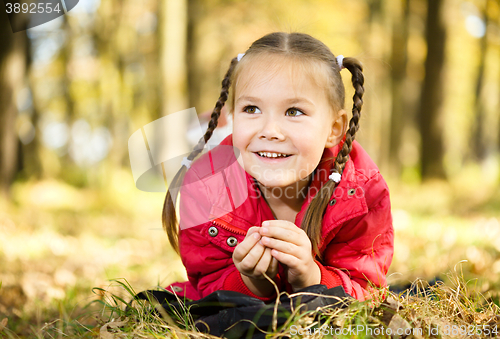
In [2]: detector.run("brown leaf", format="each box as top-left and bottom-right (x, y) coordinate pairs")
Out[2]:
(387, 314), (421, 339)
(99, 318), (129, 339)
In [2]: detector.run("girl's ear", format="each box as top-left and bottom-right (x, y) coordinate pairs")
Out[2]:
(325, 109), (347, 148)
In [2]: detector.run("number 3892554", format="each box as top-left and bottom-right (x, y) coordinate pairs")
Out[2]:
(6, 2), (62, 14)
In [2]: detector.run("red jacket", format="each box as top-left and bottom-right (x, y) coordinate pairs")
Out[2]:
(168, 135), (393, 301)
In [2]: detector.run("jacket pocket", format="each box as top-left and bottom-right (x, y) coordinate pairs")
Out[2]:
(201, 218), (247, 253)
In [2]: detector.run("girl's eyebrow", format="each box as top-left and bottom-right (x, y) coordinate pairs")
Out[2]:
(283, 97), (314, 107)
(236, 96), (261, 103)
(236, 96), (314, 107)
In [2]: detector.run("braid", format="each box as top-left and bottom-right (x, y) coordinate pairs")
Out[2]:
(163, 57), (239, 254)
(300, 57), (364, 257)
(333, 57), (364, 174)
(190, 56), (239, 160)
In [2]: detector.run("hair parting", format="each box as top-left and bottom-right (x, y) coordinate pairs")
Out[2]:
(162, 56), (239, 254)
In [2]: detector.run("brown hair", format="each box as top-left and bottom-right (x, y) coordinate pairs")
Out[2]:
(163, 32), (364, 256)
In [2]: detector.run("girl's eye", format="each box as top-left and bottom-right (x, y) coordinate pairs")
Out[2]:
(243, 106), (261, 114)
(286, 108), (304, 117)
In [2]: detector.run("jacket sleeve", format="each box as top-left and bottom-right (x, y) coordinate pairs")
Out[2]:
(178, 165), (235, 298)
(317, 173), (394, 301)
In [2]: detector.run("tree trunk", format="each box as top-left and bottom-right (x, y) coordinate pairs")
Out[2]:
(18, 36), (42, 180)
(0, 10), (28, 195)
(471, 0), (490, 161)
(360, 0), (388, 169)
(498, 8), (500, 161)
(160, 0), (188, 115)
(388, 0), (410, 176)
(186, 0), (201, 110)
(159, 0), (190, 165)
(418, 0), (447, 179)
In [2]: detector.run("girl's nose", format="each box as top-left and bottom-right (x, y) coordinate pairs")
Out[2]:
(259, 115), (285, 141)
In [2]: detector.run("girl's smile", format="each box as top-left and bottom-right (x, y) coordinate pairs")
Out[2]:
(232, 54), (346, 190)
(255, 152), (291, 159)
(254, 152), (292, 164)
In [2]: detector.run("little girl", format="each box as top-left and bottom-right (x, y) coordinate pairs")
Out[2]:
(163, 32), (393, 302)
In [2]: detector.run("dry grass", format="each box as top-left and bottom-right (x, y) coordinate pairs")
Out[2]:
(25, 269), (499, 338)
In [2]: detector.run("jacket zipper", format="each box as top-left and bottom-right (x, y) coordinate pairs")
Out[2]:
(212, 218), (247, 236)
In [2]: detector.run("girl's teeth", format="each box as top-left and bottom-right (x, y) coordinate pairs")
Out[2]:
(258, 152), (288, 158)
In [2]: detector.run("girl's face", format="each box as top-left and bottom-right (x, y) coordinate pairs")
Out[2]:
(232, 55), (346, 190)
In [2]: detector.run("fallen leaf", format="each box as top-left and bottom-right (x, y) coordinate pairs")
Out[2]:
(387, 314), (423, 339)
(99, 318), (129, 339)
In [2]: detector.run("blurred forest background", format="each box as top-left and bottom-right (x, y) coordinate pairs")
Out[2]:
(1, 0), (500, 336)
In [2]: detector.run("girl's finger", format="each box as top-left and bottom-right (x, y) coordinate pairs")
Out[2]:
(270, 249), (301, 268)
(260, 236), (299, 255)
(238, 241), (266, 272)
(253, 247), (272, 276)
(259, 226), (297, 244)
(262, 220), (300, 232)
(246, 226), (261, 237)
(233, 232), (261, 262)
(260, 221), (307, 245)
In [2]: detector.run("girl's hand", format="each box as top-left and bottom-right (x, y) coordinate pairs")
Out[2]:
(259, 220), (321, 291)
(232, 227), (279, 296)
